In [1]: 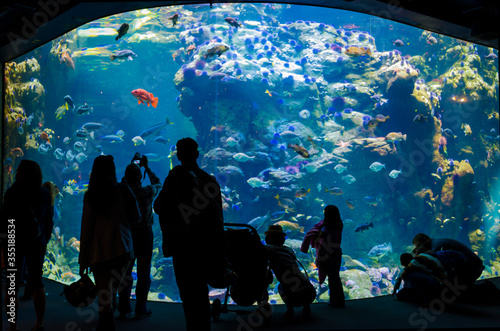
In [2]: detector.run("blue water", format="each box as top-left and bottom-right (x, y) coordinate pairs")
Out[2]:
(3, 3), (499, 303)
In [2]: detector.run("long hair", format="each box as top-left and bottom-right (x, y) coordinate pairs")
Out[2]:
(324, 204), (343, 231)
(87, 155), (118, 215)
(16, 159), (43, 188)
(14, 159), (43, 204)
(42, 181), (57, 206)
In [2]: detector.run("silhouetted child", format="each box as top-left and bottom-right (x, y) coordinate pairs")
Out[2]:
(301, 205), (344, 307)
(264, 225), (315, 319)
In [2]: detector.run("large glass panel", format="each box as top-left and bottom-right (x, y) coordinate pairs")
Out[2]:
(2, 3), (499, 304)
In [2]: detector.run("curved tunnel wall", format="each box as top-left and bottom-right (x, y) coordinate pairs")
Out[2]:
(2, 3), (499, 304)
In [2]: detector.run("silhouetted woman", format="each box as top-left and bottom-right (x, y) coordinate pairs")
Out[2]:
(1, 160), (53, 331)
(301, 204), (345, 307)
(79, 155), (140, 330)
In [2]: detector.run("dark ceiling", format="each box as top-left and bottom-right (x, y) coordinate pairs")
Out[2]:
(0, 0), (498, 63)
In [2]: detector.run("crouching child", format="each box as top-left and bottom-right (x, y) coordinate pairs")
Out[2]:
(264, 225), (316, 319)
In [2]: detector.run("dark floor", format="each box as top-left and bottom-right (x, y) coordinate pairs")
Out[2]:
(3, 277), (500, 331)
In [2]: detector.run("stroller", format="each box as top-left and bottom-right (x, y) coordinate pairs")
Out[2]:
(211, 223), (272, 321)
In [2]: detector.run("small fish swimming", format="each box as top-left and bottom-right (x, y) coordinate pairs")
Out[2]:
(346, 199), (355, 209)
(287, 144), (310, 158)
(75, 152), (87, 163)
(139, 117), (172, 139)
(274, 194), (296, 213)
(143, 153), (163, 162)
(233, 153), (255, 162)
(389, 169), (402, 178)
(369, 162), (385, 172)
(99, 135), (124, 143)
(132, 135), (146, 146)
(204, 44), (230, 59)
(247, 177), (269, 188)
(413, 114), (428, 123)
(443, 128), (457, 139)
(55, 103), (68, 120)
(168, 13), (179, 27)
(367, 242), (392, 257)
(247, 211), (271, 230)
(225, 17), (242, 28)
(64, 95), (75, 111)
(344, 46), (371, 57)
(60, 51), (75, 70)
(131, 89), (159, 108)
(75, 104), (93, 116)
(81, 122), (105, 132)
(325, 187), (343, 195)
(355, 222), (373, 233)
(110, 49), (137, 61)
(226, 137), (239, 147)
(295, 188), (310, 198)
(115, 23), (129, 41)
(153, 136), (169, 144)
(342, 175), (356, 184)
(73, 141), (86, 153)
(385, 132), (407, 142)
(274, 220), (304, 233)
(461, 123), (472, 135)
(363, 196), (380, 206)
(393, 39), (404, 47)
(334, 164), (347, 174)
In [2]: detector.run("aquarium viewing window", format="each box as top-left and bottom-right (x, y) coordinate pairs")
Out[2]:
(2, 3), (499, 304)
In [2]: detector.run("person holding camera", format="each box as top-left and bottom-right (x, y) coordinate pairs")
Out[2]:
(117, 153), (162, 319)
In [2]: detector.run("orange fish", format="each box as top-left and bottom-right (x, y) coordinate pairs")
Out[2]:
(131, 89), (159, 108)
(346, 199), (355, 209)
(375, 114), (390, 122)
(40, 131), (50, 143)
(186, 44), (196, 55)
(344, 46), (371, 57)
(60, 51), (75, 70)
(10, 147), (24, 157)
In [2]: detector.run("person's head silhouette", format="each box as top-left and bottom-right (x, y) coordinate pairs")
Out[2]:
(176, 137), (199, 165)
(15, 159), (43, 188)
(324, 204), (342, 229)
(125, 163), (142, 186)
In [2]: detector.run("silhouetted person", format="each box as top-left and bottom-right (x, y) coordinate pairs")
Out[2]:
(118, 154), (162, 318)
(264, 225), (314, 319)
(1, 160), (54, 331)
(21, 181), (59, 300)
(154, 137), (225, 331)
(301, 205), (345, 307)
(393, 252), (441, 305)
(79, 155), (140, 331)
(412, 233), (484, 285)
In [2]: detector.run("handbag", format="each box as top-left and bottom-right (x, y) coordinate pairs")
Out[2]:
(63, 269), (97, 308)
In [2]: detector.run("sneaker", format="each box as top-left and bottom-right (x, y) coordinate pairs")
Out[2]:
(135, 309), (153, 319)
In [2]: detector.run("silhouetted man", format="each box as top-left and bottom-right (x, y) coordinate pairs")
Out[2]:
(154, 138), (225, 331)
